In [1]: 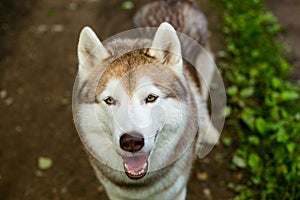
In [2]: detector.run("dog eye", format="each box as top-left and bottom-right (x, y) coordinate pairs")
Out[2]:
(145, 94), (158, 103)
(104, 96), (116, 105)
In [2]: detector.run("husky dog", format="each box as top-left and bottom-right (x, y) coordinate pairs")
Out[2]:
(73, 0), (220, 199)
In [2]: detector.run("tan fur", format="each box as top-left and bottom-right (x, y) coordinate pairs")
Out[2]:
(77, 38), (191, 104)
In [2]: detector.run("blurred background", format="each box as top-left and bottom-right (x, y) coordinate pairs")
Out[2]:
(0, 0), (299, 199)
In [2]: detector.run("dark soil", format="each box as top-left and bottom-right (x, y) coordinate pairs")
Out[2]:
(266, 0), (300, 83)
(0, 0), (298, 199)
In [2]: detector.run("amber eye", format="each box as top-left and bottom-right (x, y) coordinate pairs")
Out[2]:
(145, 94), (158, 103)
(104, 96), (116, 105)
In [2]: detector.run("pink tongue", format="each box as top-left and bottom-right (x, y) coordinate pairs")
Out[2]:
(123, 154), (149, 171)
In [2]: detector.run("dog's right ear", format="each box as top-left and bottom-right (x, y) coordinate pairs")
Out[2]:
(77, 27), (109, 71)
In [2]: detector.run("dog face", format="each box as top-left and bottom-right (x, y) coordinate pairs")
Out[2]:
(74, 23), (193, 179)
(96, 69), (186, 178)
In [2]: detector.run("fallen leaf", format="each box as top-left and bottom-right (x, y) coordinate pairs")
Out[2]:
(97, 185), (104, 192)
(203, 188), (212, 199)
(122, 1), (134, 10)
(197, 172), (208, 181)
(38, 156), (53, 170)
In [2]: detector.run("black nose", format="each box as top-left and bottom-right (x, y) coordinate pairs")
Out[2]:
(120, 132), (144, 153)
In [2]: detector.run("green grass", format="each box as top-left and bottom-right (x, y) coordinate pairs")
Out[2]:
(213, 0), (300, 199)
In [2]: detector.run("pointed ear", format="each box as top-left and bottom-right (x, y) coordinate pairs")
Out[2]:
(148, 22), (183, 74)
(77, 27), (109, 71)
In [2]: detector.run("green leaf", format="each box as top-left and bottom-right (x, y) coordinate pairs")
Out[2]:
(223, 106), (232, 117)
(240, 87), (254, 98)
(222, 137), (232, 147)
(249, 68), (259, 78)
(250, 176), (261, 185)
(232, 156), (247, 168)
(248, 136), (260, 146)
(38, 156), (53, 170)
(227, 86), (238, 96)
(270, 107), (280, 120)
(276, 128), (288, 143)
(248, 153), (260, 168)
(241, 108), (255, 130)
(122, 1), (134, 10)
(60, 98), (70, 105)
(280, 91), (299, 101)
(255, 117), (268, 135)
(251, 50), (259, 58)
(295, 113), (300, 121)
(271, 77), (282, 89)
(287, 142), (295, 153)
(217, 50), (227, 58)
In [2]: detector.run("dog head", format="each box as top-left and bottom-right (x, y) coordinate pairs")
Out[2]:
(74, 23), (196, 179)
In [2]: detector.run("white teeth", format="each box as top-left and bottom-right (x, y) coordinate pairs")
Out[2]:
(142, 163), (147, 170)
(127, 169), (145, 176)
(124, 163), (128, 170)
(124, 162), (148, 176)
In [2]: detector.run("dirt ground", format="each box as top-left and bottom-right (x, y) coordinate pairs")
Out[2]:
(0, 0), (299, 200)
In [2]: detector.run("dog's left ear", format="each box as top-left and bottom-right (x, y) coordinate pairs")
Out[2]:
(148, 22), (183, 74)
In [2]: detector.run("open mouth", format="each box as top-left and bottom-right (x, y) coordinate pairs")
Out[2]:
(122, 153), (149, 179)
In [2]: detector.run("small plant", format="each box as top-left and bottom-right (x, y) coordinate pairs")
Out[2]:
(213, 0), (300, 199)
